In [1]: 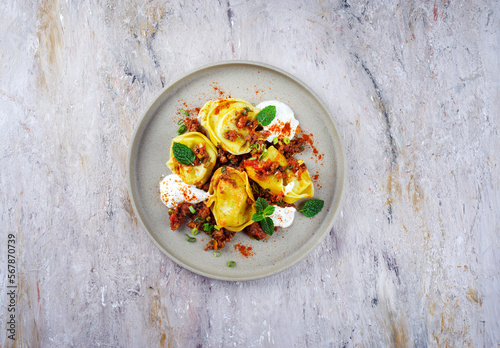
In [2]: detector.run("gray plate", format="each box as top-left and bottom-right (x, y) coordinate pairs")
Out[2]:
(127, 61), (345, 281)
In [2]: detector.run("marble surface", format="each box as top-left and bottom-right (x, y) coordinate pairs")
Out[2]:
(1, 0), (499, 346)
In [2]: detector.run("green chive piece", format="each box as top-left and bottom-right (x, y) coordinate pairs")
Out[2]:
(168, 209), (174, 214)
(191, 228), (199, 235)
(259, 151), (267, 160)
(227, 261), (236, 267)
(177, 124), (187, 135)
(284, 137), (290, 144)
(186, 234), (196, 242)
(189, 206), (196, 214)
(213, 250), (221, 257)
(177, 119), (184, 125)
(214, 226), (221, 231)
(180, 109), (189, 116)
(249, 157), (257, 161)
(273, 137), (278, 145)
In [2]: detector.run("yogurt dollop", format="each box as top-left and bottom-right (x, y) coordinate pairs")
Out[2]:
(269, 206), (296, 228)
(160, 174), (212, 208)
(255, 100), (300, 142)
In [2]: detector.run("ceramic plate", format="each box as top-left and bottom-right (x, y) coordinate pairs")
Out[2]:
(127, 61), (345, 281)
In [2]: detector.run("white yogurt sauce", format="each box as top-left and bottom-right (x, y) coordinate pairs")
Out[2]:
(255, 100), (300, 142)
(284, 181), (295, 194)
(160, 174), (212, 208)
(269, 206), (296, 228)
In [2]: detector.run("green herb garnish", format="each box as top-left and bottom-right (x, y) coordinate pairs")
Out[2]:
(193, 216), (205, 223)
(186, 234), (196, 242)
(284, 137), (290, 145)
(300, 199), (324, 217)
(227, 261), (236, 267)
(252, 197), (275, 235)
(191, 228), (199, 235)
(258, 151), (267, 161)
(255, 197), (269, 212)
(249, 157), (257, 161)
(256, 105), (276, 126)
(213, 250), (221, 257)
(177, 119), (184, 125)
(180, 109), (189, 116)
(214, 226), (221, 231)
(203, 223), (214, 233)
(273, 137), (278, 145)
(172, 142), (195, 165)
(177, 124), (187, 135)
(189, 206), (196, 214)
(259, 217), (275, 236)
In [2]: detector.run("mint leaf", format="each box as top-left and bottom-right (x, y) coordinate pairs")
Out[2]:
(263, 205), (275, 216)
(300, 199), (324, 217)
(252, 212), (264, 222)
(255, 197), (269, 212)
(256, 105), (276, 126)
(172, 142), (195, 165)
(260, 217), (275, 235)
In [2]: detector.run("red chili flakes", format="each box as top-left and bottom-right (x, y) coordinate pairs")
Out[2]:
(233, 243), (254, 258)
(210, 82), (230, 98)
(268, 121), (293, 138)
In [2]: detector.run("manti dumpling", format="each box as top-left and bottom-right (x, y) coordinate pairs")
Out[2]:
(198, 98), (260, 155)
(166, 132), (217, 187)
(206, 167), (256, 232)
(244, 146), (314, 203)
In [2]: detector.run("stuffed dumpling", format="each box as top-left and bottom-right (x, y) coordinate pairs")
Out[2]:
(282, 160), (314, 203)
(166, 132), (217, 187)
(198, 98), (260, 155)
(206, 167), (256, 232)
(244, 146), (314, 203)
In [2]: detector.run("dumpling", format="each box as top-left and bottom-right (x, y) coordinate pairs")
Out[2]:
(244, 146), (287, 196)
(198, 98), (260, 155)
(282, 160), (314, 203)
(206, 167), (256, 232)
(166, 132), (217, 187)
(244, 146), (314, 203)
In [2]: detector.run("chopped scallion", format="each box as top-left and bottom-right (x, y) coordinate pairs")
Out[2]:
(273, 137), (278, 145)
(227, 261), (236, 267)
(214, 226), (221, 231)
(191, 228), (199, 235)
(186, 234), (196, 242)
(180, 109), (189, 116)
(249, 157), (257, 161)
(213, 250), (221, 257)
(189, 206), (196, 214)
(177, 119), (184, 125)
(177, 124), (187, 135)
(284, 137), (290, 144)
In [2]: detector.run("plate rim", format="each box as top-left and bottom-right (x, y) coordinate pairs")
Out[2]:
(127, 60), (346, 281)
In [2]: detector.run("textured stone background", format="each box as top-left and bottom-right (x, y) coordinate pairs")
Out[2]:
(1, 0), (499, 347)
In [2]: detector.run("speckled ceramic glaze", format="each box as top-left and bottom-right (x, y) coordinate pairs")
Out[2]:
(127, 61), (345, 281)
